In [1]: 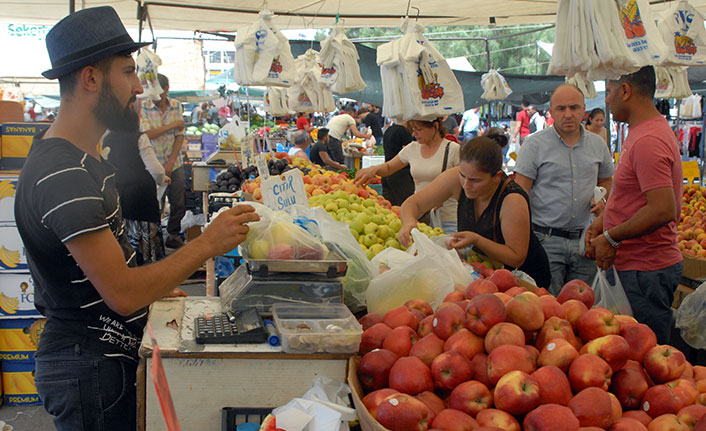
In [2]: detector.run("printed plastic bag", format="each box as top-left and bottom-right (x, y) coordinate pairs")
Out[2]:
(676, 280), (706, 349)
(411, 229), (472, 289)
(480, 70), (513, 101)
(657, 0), (706, 66)
(136, 48), (162, 101)
(591, 267), (633, 316)
(265, 87), (291, 117)
(319, 24), (366, 94)
(237, 202), (329, 260)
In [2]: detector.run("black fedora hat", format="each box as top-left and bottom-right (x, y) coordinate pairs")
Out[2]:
(42, 6), (151, 80)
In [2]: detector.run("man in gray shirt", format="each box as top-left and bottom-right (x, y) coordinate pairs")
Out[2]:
(515, 84), (614, 294)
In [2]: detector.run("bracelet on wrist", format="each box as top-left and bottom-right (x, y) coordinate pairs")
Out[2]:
(603, 230), (621, 248)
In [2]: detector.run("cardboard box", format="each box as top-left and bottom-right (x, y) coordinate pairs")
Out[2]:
(0, 273), (42, 317)
(0, 223), (28, 272)
(0, 123), (49, 169)
(0, 175), (18, 223)
(348, 357), (389, 431)
(0, 318), (44, 362)
(673, 283), (695, 309)
(681, 252), (706, 280)
(2, 360), (40, 406)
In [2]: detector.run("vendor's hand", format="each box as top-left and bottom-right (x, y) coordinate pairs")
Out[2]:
(354, 166), (377, 186)
(198, 204), (260, 256)
(584, 216), (603, 258)
(164, 287), (188, 298)
(398, 223), (417, 248)
(448, 231), (480, 250)
(590, 233), (616, 270)
(590, 197), (605, 216)
(171, 120), (185, 130)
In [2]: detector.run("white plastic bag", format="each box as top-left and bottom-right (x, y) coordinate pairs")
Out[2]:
(565, 73), (598, 99)
(265, 87), (291, 116)
(480, 70), (513, 101)
(616, 0), (668, 66)
(371, 247), (413, 270)
(319, 24), (366, 94)
(655, 66), (692, 99)
(411, 229), (472, 289)
(676, 281), (706, 349)
(657, 0), (706, 66)
(288, 50), (336, 113)
(591, 267), (633, 316)
(136, 48), (162, 101)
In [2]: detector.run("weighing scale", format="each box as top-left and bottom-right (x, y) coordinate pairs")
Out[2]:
(219, 249), (348, 315)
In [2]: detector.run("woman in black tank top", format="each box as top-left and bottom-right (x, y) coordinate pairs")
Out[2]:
(398, 135), (551, 288)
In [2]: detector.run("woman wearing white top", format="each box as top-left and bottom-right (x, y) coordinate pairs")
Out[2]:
(355, 117), (460, 233)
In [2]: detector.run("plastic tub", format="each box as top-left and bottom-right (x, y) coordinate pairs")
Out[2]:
(272, 303), (362, 354)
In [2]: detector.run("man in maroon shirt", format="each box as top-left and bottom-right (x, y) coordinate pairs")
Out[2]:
(512, 101), (531, 146)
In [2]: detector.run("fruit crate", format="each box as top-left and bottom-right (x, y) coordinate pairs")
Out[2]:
(221, 407), (271, 431)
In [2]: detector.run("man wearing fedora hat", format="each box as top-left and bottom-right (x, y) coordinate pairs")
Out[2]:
(14, 7), (259, 430)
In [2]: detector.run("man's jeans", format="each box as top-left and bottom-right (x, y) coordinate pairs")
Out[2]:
(535, 230), (597, 296)
(165, 166), (186, 237)
(35, 344), (137, 431)
(617, 261), (683, 345)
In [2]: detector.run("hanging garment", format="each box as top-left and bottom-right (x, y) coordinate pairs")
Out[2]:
(657, 0), (706, 66)
(136, 48), (163, 101)
(480, 70), (513, 101)
(376, 18), (464, 121)
(319, 25), (366, 94)
(233, 10), (297, 87)
(565, 73), (598, 99)
(287, 50), (336, 113)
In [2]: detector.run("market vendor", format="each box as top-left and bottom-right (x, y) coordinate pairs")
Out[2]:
(310, 128), (346, 170)
(355, 118), (460, 232)
(14, 7), (259, 430)
(398, 135), (551, 288)
(325, 106), (372, 164)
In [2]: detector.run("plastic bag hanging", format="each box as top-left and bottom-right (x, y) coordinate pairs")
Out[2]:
(675, 280), (706, 349)
(657, 0), (706, 66)
(655, 66), (692, 99)
(287, 50), (336, 113)
(264, 87), (290, 117)
(615, 0), (668, 66)
(480, 69), (513, 102)
(233, 10), (296, 87)
(136, 48), (163, 101)
(565, 73), (598, 99)
(319, 25), (366, 94)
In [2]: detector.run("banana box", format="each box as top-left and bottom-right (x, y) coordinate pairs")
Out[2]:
(0, 123), (49, 170)
(0, 176), (18, 223)
(0, 273), (41, 317)
(0, 318), (44, 362)
(0, 223), (27, 272)
(2, 360), (40, 405)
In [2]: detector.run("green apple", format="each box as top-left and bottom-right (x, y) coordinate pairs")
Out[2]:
(364, 222), (379, 235)
(349, 203), (363, 213)
(363, 233), (378, 247)
(385, 238), (401, 249)
(370, 214), (385, 225)
(350, 228), (360, 240)
(354, 213), (370, 225)
(381, 208), (391, 216)
(370, 243), (385, 256)
(358, 235), (366, 245)
(336, 208), (350, 215)
(336, 198), (350, 210)
(343, 212), (355, 222)
(365, 248), (373, 260)
(349, 218), (365, 234)
(433, 227), (445, 235)
(325, 202), (339, 212)
(348, 194), (362, 204)
(249, 239), (270, 260)
(364, 207), (377, 216)
(333, 190), (347, 200)
(389, 219), (403, 232)
(377, 225), (391, 240)
(363, 198), (376, 208)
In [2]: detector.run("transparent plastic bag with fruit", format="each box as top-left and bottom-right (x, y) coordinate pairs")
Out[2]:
(409, 228), (473, 289)
(238, 202), (329, 261)
(676, 281), (706, 349)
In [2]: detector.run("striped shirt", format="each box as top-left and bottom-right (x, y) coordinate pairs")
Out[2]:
(14, 135), (147, 361)
(139, 97), (184, 168)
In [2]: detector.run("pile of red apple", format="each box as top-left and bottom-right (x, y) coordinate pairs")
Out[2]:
(356, 268), (706, 431)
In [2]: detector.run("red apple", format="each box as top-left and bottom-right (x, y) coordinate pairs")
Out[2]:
(430, 409), (479, 431)
(505, 291), (544, 332)
(569, 387), (615, 429)
(533, 365), (573, 405)
(620, 323), (658, 363)
(488, 344), (536, 385)
(444, 328), (484, 360)
(470, 353), (492, 388)
(645, 413), (689, 431)
(568, 354), (612, 392)
(444, 291), (466, 303)
(505, 286), (529, 297)
(358, 349), (400, 391)
(535, 316), (579, 350)
(643, 345), (687, 384)
(362, 388), (399, 419)
(409, 308), (428, 325)
(359, 312), (383, 330)
(540, 295), (567, 320)
(484, 322), (525, 352)
(360, 323), (392, 354)
(487, 269), (517, 292)
(557, 279), (595, 308)
(693, 365), (706, 381)
(534, 287), (551, 296)
(576, 307), (620, 341)
(476, 408), (521, 431)
(383, 325), (418, 357)
(432, 303), (466, 340)
(464, 294), (506, 337)
(465, 279), (498, 299)
(418, 315), (434, 337)
(641, 384), (685, 418)
(447, 380), (493, 417)
(376, 393), (432, 431)
(493, 370), (541, 415)
(523, 404), (580, 431)
(524, 345), (540, 365)
(609, 417), (648, 431)
(493, 292), (512, 304)
(538, 338), (579, 372)
(562, 299), (589, 329)
(610, 367), (650, 410)
(454, 299), (470, 310)
(431, 351), (473, 391)
(677, 404), (706, 429)
(623, 410), (652, 426)
(389, 356), (434, 395)
(405, 299), (434, 316)
(581, 334), (630, 373)
(384, 305), (419, 330)
(409, 333), (445, 367)
(696, 416), (706, 431)
(415, 391), (446, 416)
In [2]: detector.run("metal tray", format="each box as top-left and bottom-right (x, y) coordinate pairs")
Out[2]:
(244, 252), (347, 278)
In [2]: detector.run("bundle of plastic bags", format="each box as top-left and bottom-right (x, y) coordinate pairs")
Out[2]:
(264, 87), (291, 116)
(233, 10), (296, 87)
(480, 69), (513, 101)
(657, 0), (706, 66)
(319, 25), (366, 94)
(136, 48), (162, 101)
(565, 72), (598, 99)
(376, 18), (464, 121)
(680, 94), (703, 118)
(288, 50), (336, 113)
(655, 66), (693, 99)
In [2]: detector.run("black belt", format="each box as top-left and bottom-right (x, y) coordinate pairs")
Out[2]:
(533, 224), (583, 240)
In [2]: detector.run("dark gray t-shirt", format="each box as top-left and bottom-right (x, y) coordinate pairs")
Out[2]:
(15, 135), (147, 361)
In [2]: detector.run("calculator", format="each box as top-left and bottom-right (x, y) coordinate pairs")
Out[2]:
(194, 308), (267, 344)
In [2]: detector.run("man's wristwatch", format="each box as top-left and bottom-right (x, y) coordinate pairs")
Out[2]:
(603, 230), (621, 248)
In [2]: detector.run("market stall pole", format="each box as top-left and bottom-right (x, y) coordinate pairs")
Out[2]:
(138, 297), (352, 431)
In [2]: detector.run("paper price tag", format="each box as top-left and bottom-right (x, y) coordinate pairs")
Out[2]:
(241, 135), (256, 168)
(255, 153), (270, 181)
(261, 169), (308, 212)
